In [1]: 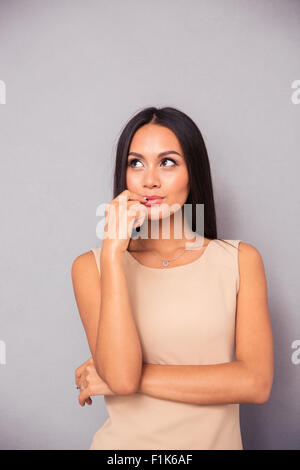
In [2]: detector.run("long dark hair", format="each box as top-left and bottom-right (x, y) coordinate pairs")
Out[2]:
(113, 106), (237, 250)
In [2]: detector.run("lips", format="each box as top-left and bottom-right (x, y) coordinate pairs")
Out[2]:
(144, 196), (165, 206)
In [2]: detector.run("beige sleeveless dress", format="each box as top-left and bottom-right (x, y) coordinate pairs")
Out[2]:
(89, 239), (243, 450)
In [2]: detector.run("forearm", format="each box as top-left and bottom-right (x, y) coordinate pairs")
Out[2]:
(95, 249), (142, 394)
(137, 360), (260, 405)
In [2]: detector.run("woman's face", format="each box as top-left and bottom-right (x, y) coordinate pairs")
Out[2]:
(126, 124), (190, 223)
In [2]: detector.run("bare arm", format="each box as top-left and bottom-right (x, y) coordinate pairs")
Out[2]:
(138, 361), (258, 404)
(71, 249), (142, 395)
(137, 242), (274, 405)
(95, 249), (143, 394)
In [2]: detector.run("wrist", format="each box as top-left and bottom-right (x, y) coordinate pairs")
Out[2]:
(101, 246), (124, 263)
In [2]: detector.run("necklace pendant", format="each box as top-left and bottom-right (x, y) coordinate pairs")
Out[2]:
(162, 260), (169, 266)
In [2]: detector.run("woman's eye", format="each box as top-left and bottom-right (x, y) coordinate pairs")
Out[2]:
(161, 158), (176, 167)
(127, 159), (142, 168)
(127, 158), (177, 168)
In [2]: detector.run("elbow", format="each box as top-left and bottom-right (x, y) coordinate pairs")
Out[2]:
(112, 383), (139, 396)
(107, 380), (139, 396)
(253, 376), (273, 405)
(94, 361), (140, 396)
(112, 373), (142, 395)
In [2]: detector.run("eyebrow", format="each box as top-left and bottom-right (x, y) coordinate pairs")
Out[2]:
(128, 150), (182, 159)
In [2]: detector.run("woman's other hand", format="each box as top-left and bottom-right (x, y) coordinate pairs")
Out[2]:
(75, 357), (116, 407)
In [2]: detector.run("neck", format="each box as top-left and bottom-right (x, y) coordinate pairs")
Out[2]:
(131, 212), (204, 256)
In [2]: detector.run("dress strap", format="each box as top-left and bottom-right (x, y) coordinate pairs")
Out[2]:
(91, 247), (101, 274)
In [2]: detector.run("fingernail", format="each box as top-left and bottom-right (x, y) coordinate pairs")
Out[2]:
(144, 197), (149, 200)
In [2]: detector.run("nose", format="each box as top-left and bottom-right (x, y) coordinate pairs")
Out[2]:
(142, 166), (161, 188)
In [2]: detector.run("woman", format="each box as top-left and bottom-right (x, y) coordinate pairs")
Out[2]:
(71, 106), (274, 450)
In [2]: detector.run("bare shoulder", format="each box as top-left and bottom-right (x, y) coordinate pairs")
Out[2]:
(71, 250), (100, 287)
(71, 250), (98, 272)
(238, 241), (262, 257)
(238, 241), (265, 266)
(237, 241), (267, 295)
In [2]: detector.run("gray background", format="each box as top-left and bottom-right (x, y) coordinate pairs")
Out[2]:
(0, 0), (299, 450)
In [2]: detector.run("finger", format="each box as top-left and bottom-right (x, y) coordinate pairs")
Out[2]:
(78, 377), (87, 392)
(118, 190), (147, 203)
(75, 361), (89, 384)
(75, 371), (82, 387)
(130, 204), (148, 228)
(78, 389), (90, 407)
(76, 358), (90, 374)
(77, 377), (88, 395)
(79, 377), (93, 405)
(75, 366), (87, 387)
(127, 201), (148, 220)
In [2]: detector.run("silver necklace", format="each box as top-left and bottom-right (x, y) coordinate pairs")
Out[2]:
(136, 240), (188, 267)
